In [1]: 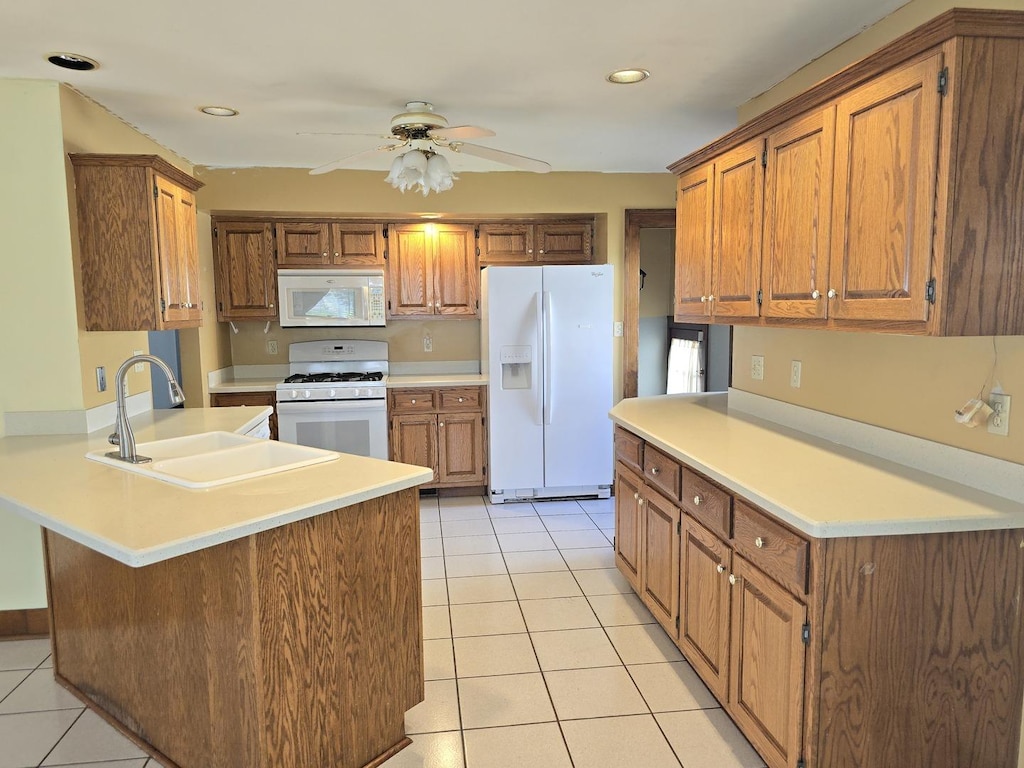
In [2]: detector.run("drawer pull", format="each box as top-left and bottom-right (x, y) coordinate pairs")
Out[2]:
(458, 397), (465, 402)
(439, 422), (444, 427)
(755, 536), (765, 549)
(728, 574), (737, 586)
(716, 564), (726, 574)
(693, 495), (702, 506)
(410, 399), (416, 404)
(650, 466), (660, 476)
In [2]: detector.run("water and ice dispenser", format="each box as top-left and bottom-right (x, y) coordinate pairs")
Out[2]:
(499, 346), (533, 389)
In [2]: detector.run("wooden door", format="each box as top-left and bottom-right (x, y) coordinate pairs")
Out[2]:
(154, 175), (199, 326)
(712, 139), (764, 319)
(329, 222), (384, 266)
(437, 412), (486, 485)
(391, 414), (438, 483)
(433, 224), (478, 316)
(674, 164), (714, 321)
(478, 223), (535, 264)
(614, 464), (644, 592)
(275, 222), (331, 268)
(387, 225), (434, 316)
(639, 487), (680, 635)
(828, 52), (943, 323)
(762, 108), (836, 319)
(729, 555), (807, 768)
(534, 222), (593, 263)
(679, 515), (732, 702)
(214, 221), (277, 321)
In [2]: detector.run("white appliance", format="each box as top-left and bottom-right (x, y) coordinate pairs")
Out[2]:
(275, 340), (389, 460)
(278, 269), (386, 327)
(481, 265), (614, 503)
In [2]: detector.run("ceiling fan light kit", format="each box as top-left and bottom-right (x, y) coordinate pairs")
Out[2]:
(385, 149), (456, 196)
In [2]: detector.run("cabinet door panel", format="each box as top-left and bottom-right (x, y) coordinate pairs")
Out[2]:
(679, 516), (731, 702)
(176, 189), (201, 324)
(640, 488), (681, 635)
(330, 222), (384, 266)
(674, 165), (714, 320)
(712, 139), (764, 319)
(391, 414), (438, 483)
(479, 224), (535, 264)
(154, 176), (196, 325)
(829, 52), (942, 322)
(614, 464), (644, 592)
(438, 412), (485, 485)
(535, 223), (592, 263)
(434, 225), (478, 316)
(215, 221), (277, 320)
(762, 108), (836, 319)
(729, 555), (807, 768)
(388, 226), (434, 316)
(275, 222), (331, 268)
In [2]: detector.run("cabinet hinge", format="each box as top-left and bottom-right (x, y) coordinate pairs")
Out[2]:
(756, 289), (763, 306)
(153, 183), (159, 200)
(476, 246), (481, 257)
(387, 300), (392, 311)
(160, 299), (166, 312)
(796, 760), (806, 768)
(925, 278), (936, 304)
(382, 225), (388, 239)
(675, 614), (680, 631)
(676, 519), (682, 535)
(213, 226), (218, 238)
(938, 67), (949, 96)
(217, 301), (223, 312)
(474, 226), (480, 238)
(383, 248), (389, 261)
(761, 148), (767, 168)
(801, 622), (811, 645)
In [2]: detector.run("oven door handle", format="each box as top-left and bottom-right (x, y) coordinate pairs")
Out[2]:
(276, 399), (387, 413)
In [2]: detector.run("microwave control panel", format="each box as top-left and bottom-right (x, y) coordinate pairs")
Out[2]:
(368, 278), (386, 324)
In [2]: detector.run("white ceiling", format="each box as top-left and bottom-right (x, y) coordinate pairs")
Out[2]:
(1, 0), (907, 174)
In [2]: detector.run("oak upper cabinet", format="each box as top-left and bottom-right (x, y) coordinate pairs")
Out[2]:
(827, 52), (943, 323)
(478, 220), (594, 265)
(71, 154), (203, 331)
(711, 138), (764, 319)
(761, 108), (836, 320)
(275, 221), (385, 268)
(534, 222), (593, 263)
(674, 164), (715, 321)
(478, 223), (534, 264)
(213, 220), (277, 321)
(387, 224), (478, 317)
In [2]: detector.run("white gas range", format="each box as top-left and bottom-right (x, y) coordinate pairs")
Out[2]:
(275, 340), (389, 460)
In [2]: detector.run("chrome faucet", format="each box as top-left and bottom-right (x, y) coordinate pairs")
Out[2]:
(107, 354), (185, 464)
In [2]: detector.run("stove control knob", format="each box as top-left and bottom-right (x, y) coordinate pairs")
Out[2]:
(329, 389), (337, 398)
(290, 390), (298, 399)
(303, 390), (312, 399)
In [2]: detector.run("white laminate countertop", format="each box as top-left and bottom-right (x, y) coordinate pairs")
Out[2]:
(208, 378), (280, 394)
(387, 374), (489, 389)
(609, 394), (1024, 539)
(0, 407), (433, 567)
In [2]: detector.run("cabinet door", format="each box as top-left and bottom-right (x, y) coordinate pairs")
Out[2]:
(329, 222), (384, 266)
(209, 392), (277, 440)
(154, 175), (201, 326)
(433, 224), (478, 316)
(729, 555), (807, 768)
(214, 221), (277, 321)
(679, 515), (731, 702)
(674, 164), (714, 320)
(275, 222), (331, 268)
(387, 225), (435, 316)
(614, 464), (644, 592)
(828, 52), (943, 323)
(762, 108), (836, 319)
(639, 487), (681, 635)
(478, 223), (536, 264)
(712, 138), (764, 319)
(438, 412), (486, 485)
(391, 414), (438, 483)
(534, 222), (593, 263)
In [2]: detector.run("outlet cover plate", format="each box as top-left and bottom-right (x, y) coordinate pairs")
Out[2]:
(751, 355), (764, 381)
(790, 360), (802, 388)
(988, 393), (1011, 436)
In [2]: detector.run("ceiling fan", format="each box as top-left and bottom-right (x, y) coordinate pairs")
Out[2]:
(308, 101), (552, 178)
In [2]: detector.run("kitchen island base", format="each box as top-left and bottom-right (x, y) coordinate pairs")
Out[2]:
(43, 487), (423, 768)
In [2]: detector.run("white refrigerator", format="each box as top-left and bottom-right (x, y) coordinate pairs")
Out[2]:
(481, 265), (614, 503)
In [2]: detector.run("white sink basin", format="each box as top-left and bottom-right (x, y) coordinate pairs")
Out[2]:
(86, 432), (340, 488)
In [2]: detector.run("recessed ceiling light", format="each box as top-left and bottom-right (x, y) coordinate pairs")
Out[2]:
(46, 53), (99, 71)
(199, 106), (239, 117)
(606, 68), (650, 84)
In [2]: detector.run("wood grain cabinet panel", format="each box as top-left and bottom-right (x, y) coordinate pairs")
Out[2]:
(391, 414), (439, 484)
(330, 222), (385, 266)
(438, 412), (485, 485)
(209, 392), (277, 441)
(680, 469), (732, 540)
(71, 154), (203, 331)
(639, 487), (681, 635)
(477, 223), (535, 263)
(614, 426), (644, 473)
(674, 164), (715, 321)
(213, 220), (277, 321)
(534, 222), (593, 263)
(712, 138), (764, 320)
(274, 222), (332, 268)
(478, 220), (593, 265)
(643, 446), (682, 502)
(388, 224), (477, 317)
(732, 501), (809, 597)
(614, 463), (643, 592)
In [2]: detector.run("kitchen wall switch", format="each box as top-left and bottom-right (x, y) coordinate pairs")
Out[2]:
(267, 340), (279, 355)
(133, 349), (145, 373)
(423, 334), (433, 353)
(751, 355), (764, 381)
(614, 321), (623, 337)
(790, 360), (802, 388)
(988, 393), (1011, 436)
(96, 366), (106, 392)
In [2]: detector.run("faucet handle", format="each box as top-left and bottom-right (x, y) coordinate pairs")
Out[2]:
(108, 430), (120, 446)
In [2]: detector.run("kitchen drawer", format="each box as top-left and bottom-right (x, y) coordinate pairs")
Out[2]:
(643, 446), (682, 501)
(390, 389), (437, 413)
(614, 427), (644, 472)
(439, 387), (482, 411)
(732, 500), (809, 596)
(680, 469), (731, 540)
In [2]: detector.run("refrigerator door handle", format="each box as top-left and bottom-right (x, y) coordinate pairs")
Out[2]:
(543, 290), (553, 426)
(535, 291), (545, 426)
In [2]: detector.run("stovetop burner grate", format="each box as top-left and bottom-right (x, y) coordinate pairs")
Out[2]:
(284, 371), (384, 384)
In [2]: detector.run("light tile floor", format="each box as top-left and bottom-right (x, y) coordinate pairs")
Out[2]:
(0, 494), (765, 768)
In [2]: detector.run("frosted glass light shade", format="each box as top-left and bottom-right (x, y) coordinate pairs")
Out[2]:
(386, 149), (456, 196)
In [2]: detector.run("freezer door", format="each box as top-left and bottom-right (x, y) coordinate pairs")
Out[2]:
(541, 265), (614, 488)
(483, 267), (546, 491)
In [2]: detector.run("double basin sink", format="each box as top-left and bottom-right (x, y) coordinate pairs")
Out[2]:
(86, 432), (339, 489)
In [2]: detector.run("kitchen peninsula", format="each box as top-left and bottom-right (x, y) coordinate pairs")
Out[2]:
(0, 406), (433, 768)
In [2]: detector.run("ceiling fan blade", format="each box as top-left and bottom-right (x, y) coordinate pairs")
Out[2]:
(309, 144), (402, 176)
(450, 142), (551, 173)
(298, 131), (394, 139)
(428, 125), (495, 140)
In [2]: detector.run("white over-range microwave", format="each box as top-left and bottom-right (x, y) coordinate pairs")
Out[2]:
(278, 269), (386, 327)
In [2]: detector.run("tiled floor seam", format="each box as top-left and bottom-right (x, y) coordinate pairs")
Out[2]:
(34, 706), (86, 768)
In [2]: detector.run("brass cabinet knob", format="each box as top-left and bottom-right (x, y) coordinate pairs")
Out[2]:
(458, 397), (465, 402)
(755, 536), (765, 548)
(700, 296), (707, 303)
(728, 574), (738, 586)
(811, 289), (821, 300)
(651, 466), (660, 476)
(716, 564), (726, 574)
(827, 288), (837, 299)
(693, 495), (702, 506)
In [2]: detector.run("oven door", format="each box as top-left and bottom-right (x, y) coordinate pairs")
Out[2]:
(276, 399), (389, 460)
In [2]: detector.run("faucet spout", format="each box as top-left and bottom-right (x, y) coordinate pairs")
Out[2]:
(107, 354), (186, 464)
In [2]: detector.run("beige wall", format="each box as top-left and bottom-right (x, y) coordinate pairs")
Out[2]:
(197, 168), (676, 400)
(639, 229), (675, 318)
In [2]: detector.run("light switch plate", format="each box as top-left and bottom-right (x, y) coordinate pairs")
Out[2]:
(751, 355), (764, 381)
(614, 321), (624, 337)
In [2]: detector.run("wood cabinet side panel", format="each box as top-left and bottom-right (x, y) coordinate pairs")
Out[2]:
(817, 530), (1024, 768)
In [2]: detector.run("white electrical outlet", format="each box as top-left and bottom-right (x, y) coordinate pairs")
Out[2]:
(423, 334), (433, 353)
(751, 355), (764, 381)
(790, 360), (802, 388)
(267, 340), (279, 355)
(133, 349), (145, 373)
(988, 393), (1011, 436)
(613, 321), (624, 337)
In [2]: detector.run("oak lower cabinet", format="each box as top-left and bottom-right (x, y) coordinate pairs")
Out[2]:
(209, 392), (277, 440)
(389, 387), (486, 490)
